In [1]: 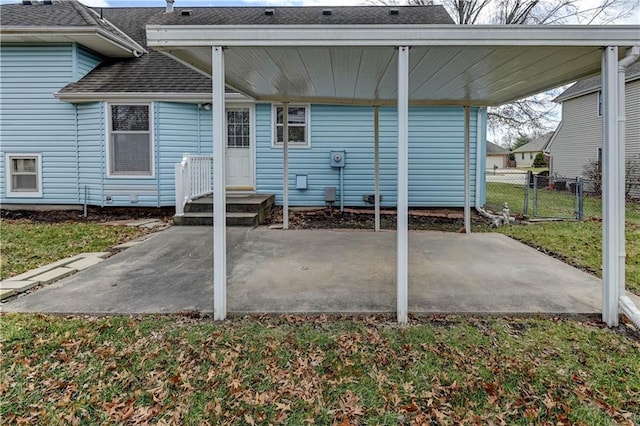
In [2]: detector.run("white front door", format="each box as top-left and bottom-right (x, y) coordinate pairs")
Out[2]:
(225, 107), (254, 189)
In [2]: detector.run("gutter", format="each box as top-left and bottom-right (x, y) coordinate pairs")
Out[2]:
(0, 27), (146, 58)
(473, 107), (515, 227)
(54, 92), (252, 103)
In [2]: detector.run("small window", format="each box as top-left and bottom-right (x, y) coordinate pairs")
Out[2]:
(521, 153), (525, 160)
(530, 152), (534, 160)
(597, 91), (602, 117)
(5, 153), (42, 197)
(273, 105), (309, 147)
(108, 104), (153, 177)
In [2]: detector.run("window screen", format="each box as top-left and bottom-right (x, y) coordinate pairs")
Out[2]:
(109, 104), (152, 176)
(11, 158), (38, 191)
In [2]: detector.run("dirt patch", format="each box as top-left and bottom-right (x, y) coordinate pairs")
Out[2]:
(1, 207), (174, 224)
(263, 206), (486, 232)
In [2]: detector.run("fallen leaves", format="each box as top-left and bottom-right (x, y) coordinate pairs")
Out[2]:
(1, 314), (639, 424)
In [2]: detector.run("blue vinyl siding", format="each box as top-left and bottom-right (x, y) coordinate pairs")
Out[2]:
(75, 44), (102, 81)
(156, 102), (202, 206)
(256, 104), (480, 207)
(99, 101), (212, 207)
(0, 43), (79, 204)
(78, 102), (104, 206)
(1, 41), (485, 211)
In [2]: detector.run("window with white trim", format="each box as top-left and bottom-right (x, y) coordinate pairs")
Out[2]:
(273, 105), (309, 147)
(5, 153), (42, 197)
(108, 104), (153, 176)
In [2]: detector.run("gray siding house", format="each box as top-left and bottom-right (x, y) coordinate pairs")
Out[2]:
(547, 62), (640, 183)
(512, 133), (552, 168)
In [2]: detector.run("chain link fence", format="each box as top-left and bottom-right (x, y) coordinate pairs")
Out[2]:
(485, 171), (603, 220)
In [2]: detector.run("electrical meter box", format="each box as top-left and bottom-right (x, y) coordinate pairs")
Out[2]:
(330, 151), (346, 168)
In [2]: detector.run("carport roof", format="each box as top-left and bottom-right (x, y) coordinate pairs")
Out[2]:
(146, 24), (640, 106)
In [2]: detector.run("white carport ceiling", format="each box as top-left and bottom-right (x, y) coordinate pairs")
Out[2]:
(147, 25), (639, 106)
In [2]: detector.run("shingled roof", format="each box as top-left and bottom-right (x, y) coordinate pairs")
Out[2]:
(554, 60), (640, 103)
(487, 141), (510, 154)
(149, 6), (455, 26)
(512, 133), (554, 153)
(0, 0), (145, 56)
(2, 3), (452, 99)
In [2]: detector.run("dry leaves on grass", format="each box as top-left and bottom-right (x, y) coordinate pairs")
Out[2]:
(1, 314), (639, 425)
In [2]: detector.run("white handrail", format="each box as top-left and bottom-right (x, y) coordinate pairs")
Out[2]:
(174, 153), (213, 215)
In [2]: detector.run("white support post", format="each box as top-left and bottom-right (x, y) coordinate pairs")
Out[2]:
(374, 105), (381, 232)
(212, 46), (227, 321)
(602, 46), (620, 327)
(617, 53), (627, 299)
(397, 46), (409, 324)
(282, 102), (289, 230)
(475, 108), (485, 210)
(464, 106), (471, 234)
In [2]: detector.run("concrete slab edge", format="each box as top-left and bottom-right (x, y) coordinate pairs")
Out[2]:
(1, 233), (158, 301)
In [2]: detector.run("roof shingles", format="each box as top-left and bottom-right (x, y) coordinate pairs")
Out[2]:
(555, 61), (640, 103)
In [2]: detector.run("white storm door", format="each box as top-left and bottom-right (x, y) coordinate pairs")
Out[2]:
(225, 107), (254, 189)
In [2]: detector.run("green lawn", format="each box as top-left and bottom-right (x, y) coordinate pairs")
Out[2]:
(0, 220), (146, 279)
(1, 314), (639, 425)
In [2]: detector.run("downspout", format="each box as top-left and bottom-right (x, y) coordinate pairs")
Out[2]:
(474, 107), (515, 226)
(474, 107), (484, 211)
(617, 45), (640, 328)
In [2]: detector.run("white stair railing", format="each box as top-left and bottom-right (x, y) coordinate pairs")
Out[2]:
(174, 153), (213, 215)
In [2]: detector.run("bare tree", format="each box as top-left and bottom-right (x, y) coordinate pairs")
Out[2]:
(371, 0), (639, 136)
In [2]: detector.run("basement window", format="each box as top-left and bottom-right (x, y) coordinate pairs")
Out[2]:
(6, 153), (42, 197)
(108, 104), (154, 177)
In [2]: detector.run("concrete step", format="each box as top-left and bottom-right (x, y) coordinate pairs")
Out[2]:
(173, 212), (260, 227)
(176, 193), (274, 226)
(185, 194), (275, 214)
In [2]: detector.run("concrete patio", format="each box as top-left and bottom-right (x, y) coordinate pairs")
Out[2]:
(3, 226), (634, 315)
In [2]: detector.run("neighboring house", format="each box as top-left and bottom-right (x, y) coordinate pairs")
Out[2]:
(486, 141), (510, 170)
(512, 133), (552, 168)
(0, 1), (490, 210)
(546, 62), (640, 184)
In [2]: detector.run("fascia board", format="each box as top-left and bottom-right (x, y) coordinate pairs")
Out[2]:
(54, 91), (252, 103)
(1, 27), (146, 57)
(147, 24), (640, 48)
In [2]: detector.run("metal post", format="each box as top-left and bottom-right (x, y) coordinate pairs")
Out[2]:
(524, 172), (530, 216)
(397, 46), (409, 325)
(283, 102), (289, 230)
(212, 46), (227, 321)
(533, 173), (538, 217)
(374, 105), (380, 232)
(464, 106), (471, 234)
(602, 46), (620, 327)
(578, 176), (584, 221)
(617, 50), (628, 299)
(339, 167), (344, 213)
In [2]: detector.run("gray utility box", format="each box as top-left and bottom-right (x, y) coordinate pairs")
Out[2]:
(330, 151), (346, 168)
(324, 186), (337, 203)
